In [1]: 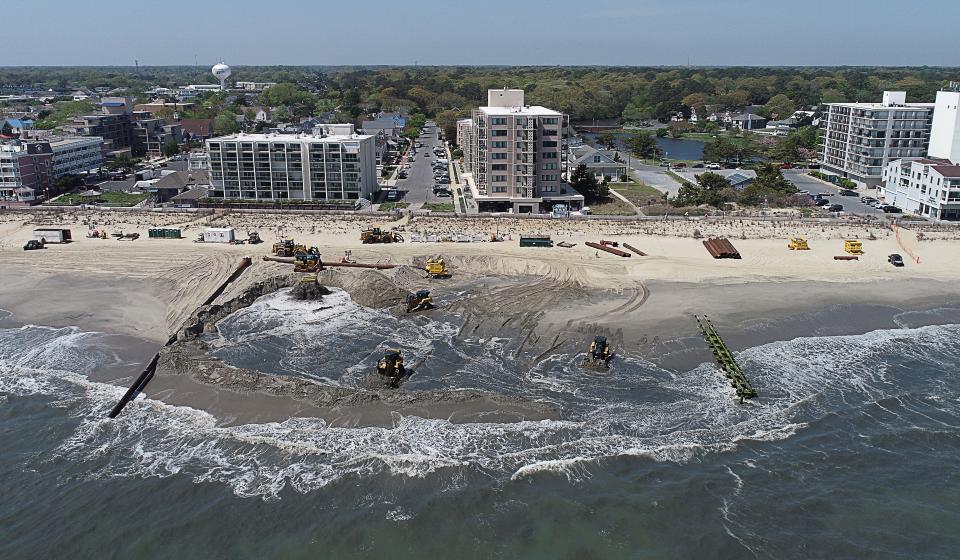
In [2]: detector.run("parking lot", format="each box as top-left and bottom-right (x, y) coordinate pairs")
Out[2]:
(782, 170), (887, 216)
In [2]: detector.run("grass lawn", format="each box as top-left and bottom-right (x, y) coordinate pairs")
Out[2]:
(587, 196), (637, 216)
(422, 202), (454, 212)
(609, 180), (666, 206)
(48, 192), (150, 206)
(378, 202), (410, 211)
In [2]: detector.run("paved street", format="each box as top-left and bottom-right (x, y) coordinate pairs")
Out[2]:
(392, 120), (455, 208)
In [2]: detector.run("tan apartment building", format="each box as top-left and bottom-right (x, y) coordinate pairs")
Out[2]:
(461, 89), (582, 213)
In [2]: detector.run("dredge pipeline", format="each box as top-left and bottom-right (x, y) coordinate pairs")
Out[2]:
(695, 315), (757, 402)
(261, 256), (397, 270)
(585, 241), (631, 258)
(108, 256), (253, 418)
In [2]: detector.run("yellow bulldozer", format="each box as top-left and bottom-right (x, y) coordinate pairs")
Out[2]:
(361, 227), (404, 244)
(424, 258), (451, 278)
(788, 236), (810, 250)
(377, 349), (406, 388)
(582, 335), (612, 369)
(294, 251), (322, 273)
(844, 239), (864, 255)
(406, 290), (434, 313)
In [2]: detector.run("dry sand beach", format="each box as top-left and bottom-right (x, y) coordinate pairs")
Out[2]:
(2, 208), (959, 424)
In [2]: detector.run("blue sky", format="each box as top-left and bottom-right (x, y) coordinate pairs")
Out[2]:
(5, 0), (959, 66)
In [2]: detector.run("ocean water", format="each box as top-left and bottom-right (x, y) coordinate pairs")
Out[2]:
(1, 292), (959, 559)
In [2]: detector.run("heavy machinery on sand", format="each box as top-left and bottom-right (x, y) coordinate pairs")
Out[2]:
(293, 247), (322, 272)
(361, 227), (404, 244)
(273, 239), (308, 257)
(377, 349), (406, 388)
(406, 290), (434, 313)
(582, 335), (612, 369)
(788, 237), (809, 250)
(424, 258), (451, 278)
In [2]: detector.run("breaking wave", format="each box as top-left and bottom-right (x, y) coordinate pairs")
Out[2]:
(2, 300), (959, 499)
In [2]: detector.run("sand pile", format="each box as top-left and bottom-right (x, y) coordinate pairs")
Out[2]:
(290, 280), (331, 301)
(315, 268), (410, 309)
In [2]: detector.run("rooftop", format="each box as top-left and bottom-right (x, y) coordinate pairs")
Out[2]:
(211, 129), (372, 143)
(478, 105), (562, 117)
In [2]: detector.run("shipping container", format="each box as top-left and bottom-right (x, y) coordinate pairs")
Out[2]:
(32, 229), (72, 244)
(202, 227), (235, 243)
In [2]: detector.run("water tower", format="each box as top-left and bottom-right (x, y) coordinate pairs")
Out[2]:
(212, 62), (232, 91)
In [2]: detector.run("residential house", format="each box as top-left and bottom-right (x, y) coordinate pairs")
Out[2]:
(567, 144), (626, 181)
(179, 119), (215, 143)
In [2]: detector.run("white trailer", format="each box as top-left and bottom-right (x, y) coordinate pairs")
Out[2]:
(202, 227), (235, 243)
(32, 228), (72, 243)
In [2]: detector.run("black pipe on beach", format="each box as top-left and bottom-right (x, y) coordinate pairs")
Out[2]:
(107, 257), (253, 419)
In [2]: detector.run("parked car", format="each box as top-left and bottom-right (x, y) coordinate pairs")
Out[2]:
(659, 161), (671, 167)
(828, 204), (844, 212)
(839, 189), (858, 196)
(692, 163), (704, 168)
(397, 171), (407, 179)
(384, 190), (400, 201)
(860, 196), (877, 204)
(778, 163), (794, 169)
(882, 205), (902, 214)
(705, 163), (721, 170)
(23, 240), (44, 251)
(888, 254), (905, 267)
(814, 198), (830, 207)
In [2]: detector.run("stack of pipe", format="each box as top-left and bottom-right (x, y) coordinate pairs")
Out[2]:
(703, 238), (741, 259)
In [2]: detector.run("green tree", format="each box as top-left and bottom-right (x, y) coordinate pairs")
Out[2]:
(655, 128), (668, 138)
(703, 138), (738, 162)
(625, 132), (661, 159)
(667, 121), (692, 138)
(570, 164), (608, 203)
(214, 111), (240, 135)
(760, 94), (796, 120)
(595, 133), (617, 149)
(161, 139), (179, 157)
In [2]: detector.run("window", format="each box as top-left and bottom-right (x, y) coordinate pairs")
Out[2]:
(541, 174), (558, 182)
(542, 141), (558, 147)
(491, 117), (508, 125)
(492, 186), (507, 193)
(491, 153), (507, 160)
(491, 141), (507, 148)
(492, 164), (507, 170)
(543, 163), (557, 170)
(542, 118), (559, 125)
(492, 130), (508, 137)
(493, 175), (507, 182)
(543, 152), (558, 159)
(541, 185), (556, 192)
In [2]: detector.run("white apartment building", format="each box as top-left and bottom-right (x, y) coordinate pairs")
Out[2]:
(882, 90), (960, 221)
(49, 137), (104, 177)
(206, 124), (377, 201)
(235, 81), (277, 91)
(820, 91), (934, 188)
(461, 89), (582, 213)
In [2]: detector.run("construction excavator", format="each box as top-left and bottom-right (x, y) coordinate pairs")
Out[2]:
(424, 258), (451, 278)
(583, 335), (612, 369)
(293, 247), (322, 272)
(361, 227), (404, 244)
(406, 290), (434, 313)
(247, 231), (263, 244)
(377, 349), (406, 388)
